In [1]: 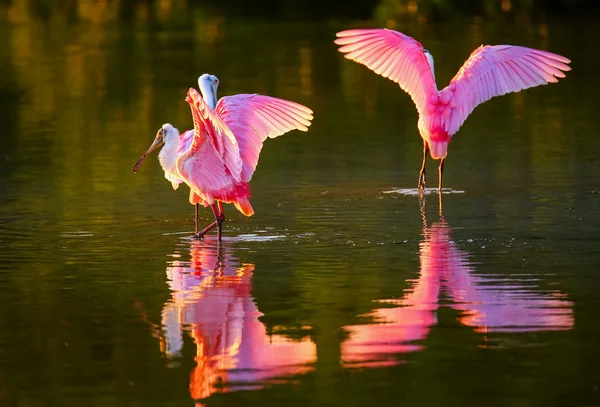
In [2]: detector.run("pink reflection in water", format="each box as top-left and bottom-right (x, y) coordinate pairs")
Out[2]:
(342, 211), (573, 368)
(159, 240), (316, 400)
(424, 221), (574, 333)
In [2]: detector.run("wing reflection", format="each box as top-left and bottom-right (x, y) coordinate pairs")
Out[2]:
(342, 196), (573, 367)
(160, 240), (316, 400)
(424, 220), (574, 334)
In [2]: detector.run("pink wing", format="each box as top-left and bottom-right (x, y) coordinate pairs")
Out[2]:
(441, 45), (571, 136)
(335, 28), (438, 117)
(215, 94), (314, 182)
(185, 88), (243, 182)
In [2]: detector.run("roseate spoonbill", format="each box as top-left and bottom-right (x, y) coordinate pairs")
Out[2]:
(335, 28), (571, 191)
(132, 74), (314, 239)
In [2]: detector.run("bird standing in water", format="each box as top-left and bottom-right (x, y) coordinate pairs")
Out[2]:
(133, 74), (313, 240)
(335, 28), (571, 191)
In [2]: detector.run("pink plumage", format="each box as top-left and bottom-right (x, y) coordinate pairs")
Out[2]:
(341, 216), (573, 367)
(132, 73), (314, 240)
(159, 241), (317, 399)
(335, 28), (571, 190)
(215, 94), (313, 182)
(182, 85), (314, 219)
(182, 87), (251, 216)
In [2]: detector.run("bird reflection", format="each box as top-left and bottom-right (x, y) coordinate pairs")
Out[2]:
(154, 239), (316, 400)
(342, 194), (573, 367)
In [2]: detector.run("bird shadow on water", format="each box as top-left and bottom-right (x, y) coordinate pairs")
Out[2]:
(341, 193), (574, 368)
(135, 237), (316, 402)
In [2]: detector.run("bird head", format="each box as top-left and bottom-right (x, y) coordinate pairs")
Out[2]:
(197, 73), (219, 109)
(132, 124), (179, 173)
(423, 49), (436, 82)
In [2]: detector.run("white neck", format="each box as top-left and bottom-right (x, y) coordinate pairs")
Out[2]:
(425, 52), (437, 88)
(158, 132), (180, 174)
(199, 80), (217, 109)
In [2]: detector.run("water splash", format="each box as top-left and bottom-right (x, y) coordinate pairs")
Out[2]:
(382, 188), (465, 195)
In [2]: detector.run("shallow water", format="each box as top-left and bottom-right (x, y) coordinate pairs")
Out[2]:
(1, 2), (600, 406)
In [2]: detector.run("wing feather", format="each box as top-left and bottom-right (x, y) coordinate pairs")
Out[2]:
(216, 94), (314, 182)
(266, 103), (313, 128)
(185, 87), (243, 182)
(441, 45), (570, 136)
(335, 28), (438, 116)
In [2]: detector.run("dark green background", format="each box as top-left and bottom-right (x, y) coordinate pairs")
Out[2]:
(1, 1), (599, 406)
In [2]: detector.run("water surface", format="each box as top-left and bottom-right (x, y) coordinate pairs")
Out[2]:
(1, 2), (600, 406)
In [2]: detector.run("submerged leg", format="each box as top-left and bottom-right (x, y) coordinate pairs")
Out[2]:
(418, 140), (428, 190)
(194, 204), (219, 239)
(195, 221), (217, 239)
(418, 193), (427, 226)
(194, 204), (200, 235)
(193, 202), (226, 240)
(438, 158), (445, 192)
(438, 188), (444, 219)
(215, 201), (225, 241)
(194, 202), (226, 240)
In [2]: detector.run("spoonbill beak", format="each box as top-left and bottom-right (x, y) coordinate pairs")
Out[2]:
(132, 131), (164, 173)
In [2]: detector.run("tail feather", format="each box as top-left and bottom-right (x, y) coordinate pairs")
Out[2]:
(189, 190), (208, 206)
(233, 198), (254, 217)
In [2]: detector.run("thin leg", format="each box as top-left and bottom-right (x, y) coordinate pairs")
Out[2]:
(438, 158), (445, 192)
(215, 201), (225, 241)
(195, 202), (226, 240)
(194, 204), (200, 235)
(194, 204), (221, 239)
(438, 189), (444, 219)
(418, 140), (428, 190)
(195, 221), (217, 239)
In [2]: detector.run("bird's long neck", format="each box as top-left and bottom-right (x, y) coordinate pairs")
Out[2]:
(158, 134), (181, 174)
(425, 52), (437, 89)
(199, 81), (217, 110)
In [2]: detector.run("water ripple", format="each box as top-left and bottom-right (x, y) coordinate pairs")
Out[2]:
(341, 218), (574, 368)
(135, 238), (316, 400)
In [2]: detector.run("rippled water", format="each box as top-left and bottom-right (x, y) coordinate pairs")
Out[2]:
(1, 2), (600, 406)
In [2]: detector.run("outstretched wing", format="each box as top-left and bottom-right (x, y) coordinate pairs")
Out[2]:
(441, 45), (571, 136)
(215, 94), (314, 182)
(185, 87), (243, 182)
(335, 28), (438, 117)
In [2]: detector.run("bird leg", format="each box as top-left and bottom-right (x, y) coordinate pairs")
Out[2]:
(194, 203), (200, 235)
(195, 221), (217, 239)
(438, 158), (445, 192)
(215, 201), (225, 241)
(194, 202), (226, 240)
(418, 141), (428, 190)
(438, 187), (444, 219)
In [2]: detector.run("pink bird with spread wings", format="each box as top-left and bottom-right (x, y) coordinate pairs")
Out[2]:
(335, 28), (571, 191)
(133, 74), (314, 239)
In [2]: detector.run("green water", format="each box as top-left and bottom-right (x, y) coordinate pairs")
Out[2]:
(1, 2), (600, 406)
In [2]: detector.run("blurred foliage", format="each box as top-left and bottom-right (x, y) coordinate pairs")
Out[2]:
(2, 0), (600, 23)
(1, 0), (599, 406)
